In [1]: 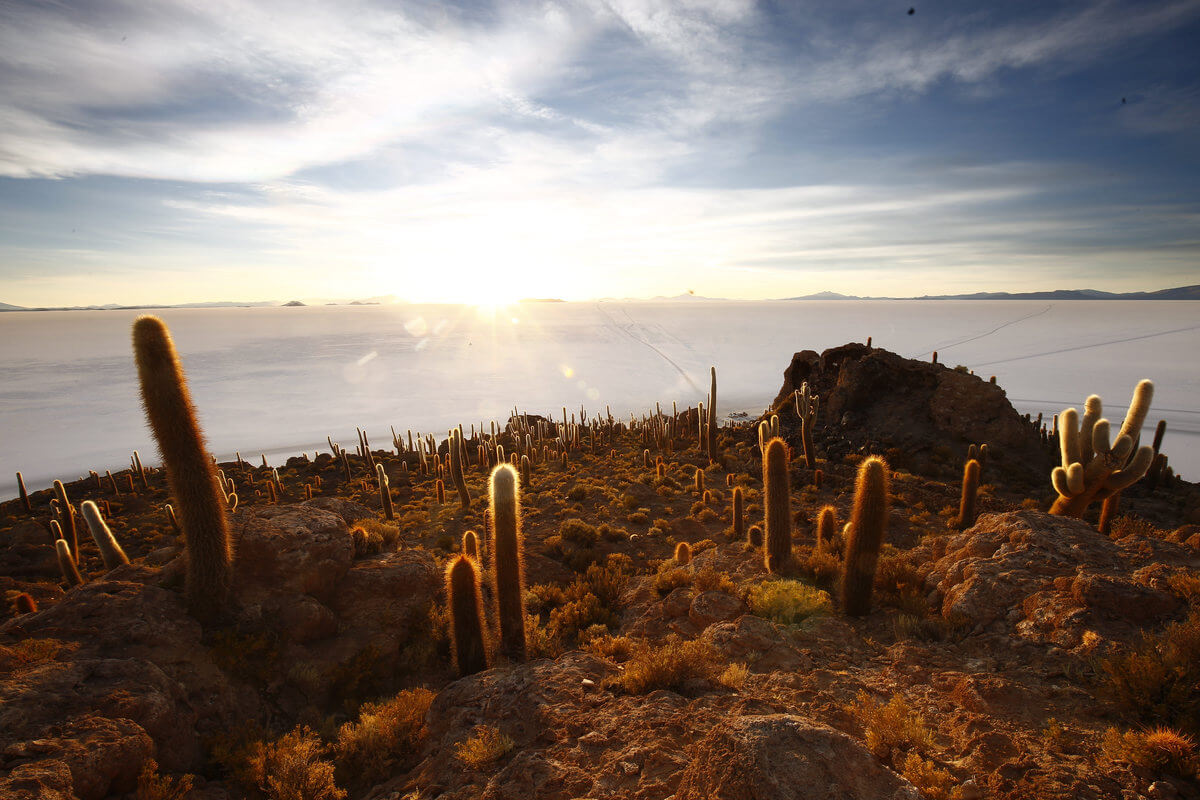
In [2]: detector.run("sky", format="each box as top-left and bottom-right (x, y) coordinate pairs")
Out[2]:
(1, 0), (1198, 306)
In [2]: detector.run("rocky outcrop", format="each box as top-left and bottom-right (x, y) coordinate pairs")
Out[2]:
(674, 714), (922, 800)
(767, 344), (1049, 484)
(925, 511), (1196, 649)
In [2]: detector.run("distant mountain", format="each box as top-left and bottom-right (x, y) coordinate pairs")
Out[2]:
(282, 300), (306, 307)
(773, 285), (1200, 301)
(0, 302), (27, 311)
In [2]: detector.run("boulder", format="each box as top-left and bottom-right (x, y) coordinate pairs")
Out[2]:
(673, 714), (921, 800)
(232, 505), (354, 605)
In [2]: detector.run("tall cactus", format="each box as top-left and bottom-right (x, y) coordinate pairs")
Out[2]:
(955, 459), (981, 530)
(763, 437), (792, 573)
(489, 464), (526, 660)
(794, 382), (819, 469)
(732, 486), (744, 541)
(52, 480), (79, 564)
(132, 316), (232, 625)
(446, 554), (489, 676)
(56, 539), (84, 586)
(707, 366), (718, 463)
(841, 456), (890, 616)
(80, 500), (130, 571)
(450, 427), (471, 509)
(376, 463), (394, 520)
(1050, 380), (1155, 517)
(16, 471), (31, 513)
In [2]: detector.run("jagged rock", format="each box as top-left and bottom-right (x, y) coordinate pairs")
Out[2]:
(301, 496), (377, 526)
(673, 714), (922, 799)
(0, 759), (76, 800)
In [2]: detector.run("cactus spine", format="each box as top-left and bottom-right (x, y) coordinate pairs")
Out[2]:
(132, 316), (232, 625)
(446, 554), (489, 676)
(955, 459), (981, 530)
(80, 500), (130, 571)
(56, 539), (84, 586)
(1050, 380), (1155, 517)
(450, 427), (470, 509)
(489, 464), (526, 660)
(841, 456), (890, 616)
(763, 437), (792, 573)
(376, 464), (394, 520)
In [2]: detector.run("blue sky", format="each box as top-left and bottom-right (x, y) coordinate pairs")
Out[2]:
(1, 0), (1198, 305)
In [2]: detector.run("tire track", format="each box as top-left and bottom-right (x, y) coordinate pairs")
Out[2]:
(915, 305), (1053, 358)
(595, 302), (704, 396)
(973, 323), (1200, 367)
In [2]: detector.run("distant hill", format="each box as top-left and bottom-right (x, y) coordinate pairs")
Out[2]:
(0, 302), (26, 311)
(775, 284), (1200, 301)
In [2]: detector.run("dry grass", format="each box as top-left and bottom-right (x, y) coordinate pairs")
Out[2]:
(135, 759), (196, 800)
(1097, 611), (1200, 733)
(718, 662), (750, 690)
(617, 635), (720, 694)
(899, 753), (962, 800)
(455, 725), (515, 770)
(333, 688), (434, 785)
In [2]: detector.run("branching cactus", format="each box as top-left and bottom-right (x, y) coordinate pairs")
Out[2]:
(763, 437), (792, 573)
(841, 456), (890, 616)
(490, 464), (526, 661)
(81, 500), (130, 571)
(1050, 380), (1155, 517)
(446, 554), (489, 676)
(133, 316), (232, 625)
(794, 382), (819, 469)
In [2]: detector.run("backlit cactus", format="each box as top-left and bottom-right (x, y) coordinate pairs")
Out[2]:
(955, 459), (981, 530)
(56, 539), (84, 587)
(133, 316), (232, 625)
(376, 463), (394, 520)
(675, 541), (692, 565)
(52, 480), (79, 564)
(707, 366), (718, 463)
(490, 464), (526, 661)
(450, 427), (471, 509)
(81, 500), (130, 571)
(1050, 380), (1155, 517)
(446, 554), (489, 676)
(794, 382), (819, 469)
(815, 505), (837, 554)
(841, 456), (889, 616)
(763, 437), (792, 573)
(732, 486), (744, 541)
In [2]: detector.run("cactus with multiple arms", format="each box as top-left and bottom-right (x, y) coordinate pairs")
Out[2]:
(1049, 380), (1155, 517)
(794, 382), (818, 469)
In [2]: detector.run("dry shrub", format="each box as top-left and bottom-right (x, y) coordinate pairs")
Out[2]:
(1110, 514), (1166, 540)
(874, 552), (926, 607)
(1102, 726), (1198, 778)
(349, 519), (401, 553)
(585, 554), (633, 608)
(748, 579), (832, 625)
(693, 566), (739, 595)
(246, 726), (345, 800)
(845, 691), (934, 759)
(583, 631), (634, 661)
(1097, 611), (1200, 733)
(546, 590), (613, 644)
(800, 547), (841, 590)
(1167, 571), (1200, 601)
(718, 662), (750, 690)
(899, 753), (962, 800)
(618, 635), (720, 694)
(654, 565), (693, 595)
(1, 637), (72, 670)
(333, 688), (434, 785)
(455, 725), (514, 770)
(524, 613), (563, 659)
(135, 759), (195, 800)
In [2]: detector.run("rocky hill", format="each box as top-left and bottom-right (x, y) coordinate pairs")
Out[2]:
(1, 344), (1197, 800)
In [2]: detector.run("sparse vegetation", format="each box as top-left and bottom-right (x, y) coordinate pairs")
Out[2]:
(455, 725), (515, 770)
(748, 579), (832, 624)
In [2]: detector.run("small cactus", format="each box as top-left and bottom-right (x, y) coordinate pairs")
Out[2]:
(376, 464), (394, 520)
(450, 428), (471, 509)
(815, 505), (837, 554)
(763, 437), (792, 574)
(747, 524), (763, 548)
(463, 529), (479, 560)
(80, 500), (130, 571)
(841, 456), (890, 616)
(56, 539), (84, 586)
(13, 592), (37, 614)
(490, 464), (526, 661)
(955, 459), (981, 530)
(16, 471), (31, 513)
(675, 541), (692, 565)
(446, 554), (489, 676)
(732, 486), (744, 541)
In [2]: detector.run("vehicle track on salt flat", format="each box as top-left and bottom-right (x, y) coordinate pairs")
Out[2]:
(973, 323), (1200, 367)
(594, 302), (704, 396)
(915, 304), (1053, 358)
